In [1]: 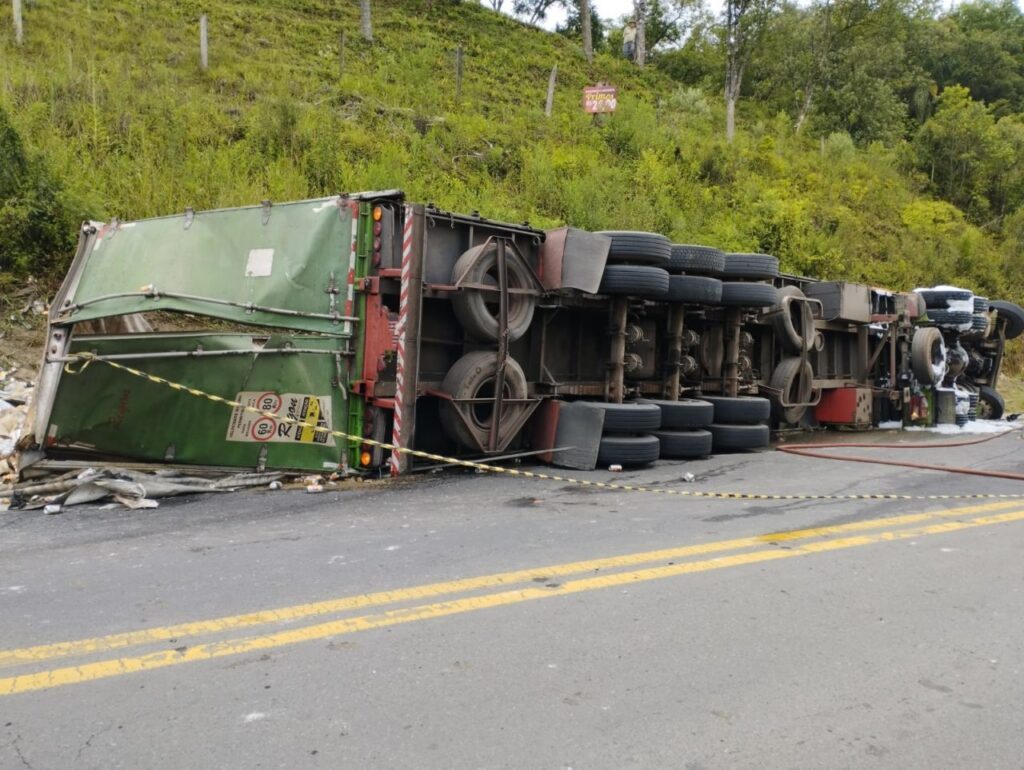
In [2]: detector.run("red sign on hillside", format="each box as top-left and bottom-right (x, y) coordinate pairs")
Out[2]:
(583, 85), (618, 114)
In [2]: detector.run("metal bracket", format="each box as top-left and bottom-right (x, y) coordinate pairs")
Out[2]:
(261, 200), (272, 225)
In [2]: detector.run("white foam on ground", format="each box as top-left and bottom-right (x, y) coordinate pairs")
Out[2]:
(876, 419), (1016, 435)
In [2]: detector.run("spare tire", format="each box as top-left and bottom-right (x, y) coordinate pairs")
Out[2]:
(974, 296), (989, 313)
(709, 423), (770, 451)
(722, 253), (779, 280)
(719, 282), (779, 308)
(927, 309), (973, 329)
(771, 286), (815, 353)
(668, 244), (725, 275)
(652, 429), (713, 459)
(439, 352), (530, 451)
(597, 434), (660, 467)
(593, 401), (662, 433)
(666, 275), (722, 304)
(911, 326), (947, 385)
(599, 265), (670, 298)
(977, 385), (1005, 420)
(990, 300), (1024, 340)
(700, 395), (771, 424)
(769, 356), (815, 424)
(637, 398), (714, 429)
(595, 231), (672, 265)
(451, 243), (537, 342)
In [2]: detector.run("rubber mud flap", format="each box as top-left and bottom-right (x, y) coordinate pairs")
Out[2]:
(549, 401), (606, 470)
(596, 434), (660, 467)
(719, 282), (779, 308)
(709, 423), (770, 451)
(637, 398), (714, 429)
(668, 244), (726, 275)
(721, 253), (779, 280)
(593, 401), (662, 433)
(651, 429), (713, 458)
(595, 231), (672, 265)
(666, 275), (722, 304)
(598, 265), (670, 298)
(700, 395), (771, 424)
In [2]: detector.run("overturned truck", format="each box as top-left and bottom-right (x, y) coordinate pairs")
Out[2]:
(23, 191), (1024, 476)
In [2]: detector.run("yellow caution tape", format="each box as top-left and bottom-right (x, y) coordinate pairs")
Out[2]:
(62, 353), (1024, 502)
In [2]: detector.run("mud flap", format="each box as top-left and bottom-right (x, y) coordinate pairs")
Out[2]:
(531, 400), (605, 471)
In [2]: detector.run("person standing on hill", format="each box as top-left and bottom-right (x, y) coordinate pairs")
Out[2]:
(622, 20), (637, 62)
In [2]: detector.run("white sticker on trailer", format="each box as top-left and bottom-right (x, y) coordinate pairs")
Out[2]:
(225, 391), (335, 447)
(245, 248), (274, 277)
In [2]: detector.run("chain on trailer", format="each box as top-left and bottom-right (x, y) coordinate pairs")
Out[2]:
(61, 353), (1024, 503)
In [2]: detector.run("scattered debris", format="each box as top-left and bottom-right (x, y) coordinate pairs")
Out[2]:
(0, 367), (34, 486)
(608, 464), (623, 472)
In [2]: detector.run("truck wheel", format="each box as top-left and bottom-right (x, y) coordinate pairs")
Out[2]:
(595, 231), (672, 265)
(709, 423), (770, 451)
(597, 434), (660, 467)
(700, 395), (771, 424)
(916, 287), (973, 308)
(910, 327), (947, 385)
(599, 265), (670, 298)
(977, 386), (1005, 420)
(719, 282), (779, 308)
(666, 275), (722, 304)
(593, 402), (662, 433)
(637, 398), (714, 429)
(451, 243), (536, 342)
(974, 296), (989, 313)
(769, 356), (814, 424)
(990, 300), (1024, 340)
(668, 244), (726, 275)
(439, 351), (529, 450)
(772, 286), (815, 353)
(926, 309), (973, 329)
(652, 429), (713, 459)
(721, 253), (779, 280)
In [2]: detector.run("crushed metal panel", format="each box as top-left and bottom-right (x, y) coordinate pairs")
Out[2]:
(45, 333), (348, 472)
(53, 198), (355, 335)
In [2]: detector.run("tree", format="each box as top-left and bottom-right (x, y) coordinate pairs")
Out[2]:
(580, 0), (593, 61)
(635, 0), (648, 66)
(512, 0), (564, 25)
(723, 0), (778, 141)
(360, 0), (372, 42)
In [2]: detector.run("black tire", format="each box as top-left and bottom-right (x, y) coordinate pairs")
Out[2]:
(911, 326), (946, 385)
(990, 300), (1024, 340)
(652, 429), (713, 459)
(709, 423), (770, 451)
(668, 244), (726, 275)
(722, 253), (779, 280)
(772, 286), (815, 353)
(927, 309), (973, 328)
(597, 434), (660, 467)
(719, 282), (779, 308)
(700, 395), (771, 424)
(917, 287), (973, 308)
(451, 243), (537, 342)
(977, 385), (1005, 420)
(593, 401), (662, 433)
(439, 352), (529, 450)
(599, 265), (670, 298)
(666, 275), (722, 304)
(974, 296), (989, 313)
(595, 231), (672, 266)
(769, 356), (814, 424)
(971, 314), (990, 333)
(637, 398), (714, 429)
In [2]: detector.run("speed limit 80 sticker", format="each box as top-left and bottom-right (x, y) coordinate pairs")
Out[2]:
(225, 391), (335, 446)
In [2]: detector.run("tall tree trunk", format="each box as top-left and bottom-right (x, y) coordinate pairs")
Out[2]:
(580, 0), (593, 62)
(634, 0), (647, 67)
(725, 59), (742, 142)
(794, 85), (814, 134)
(360, 0), (373, 42)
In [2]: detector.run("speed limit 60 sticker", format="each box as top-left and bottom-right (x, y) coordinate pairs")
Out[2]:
(225, 391), (335, 446)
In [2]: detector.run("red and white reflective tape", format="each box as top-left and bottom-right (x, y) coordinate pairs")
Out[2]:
(390, 204), (415, 476)
(344, 201), (359, 338)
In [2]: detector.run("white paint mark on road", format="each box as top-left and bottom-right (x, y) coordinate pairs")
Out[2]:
(243, 712), (266, 723)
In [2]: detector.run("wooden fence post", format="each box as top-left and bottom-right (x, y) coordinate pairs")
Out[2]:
(454, 45), (464, 103)
(199, 14), (209, 70)
(545, 65), (557, 117)
(12, 0), (23, 45)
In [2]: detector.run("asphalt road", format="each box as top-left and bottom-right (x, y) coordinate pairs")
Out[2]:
(2, 428), (1024, 769)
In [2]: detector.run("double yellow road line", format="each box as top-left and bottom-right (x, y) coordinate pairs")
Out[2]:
(3, 500), (1023, 697)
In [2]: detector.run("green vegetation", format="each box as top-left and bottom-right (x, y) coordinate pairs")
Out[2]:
(0, 0), (1021, 303)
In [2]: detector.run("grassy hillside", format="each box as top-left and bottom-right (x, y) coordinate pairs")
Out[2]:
(0, 0), (1019, 301)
